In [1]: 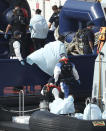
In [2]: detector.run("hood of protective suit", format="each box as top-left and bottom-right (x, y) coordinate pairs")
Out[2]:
(26, 40), (66, 76)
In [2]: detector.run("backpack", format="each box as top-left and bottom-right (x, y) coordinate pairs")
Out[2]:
(13, 8), (26, 26)
(61, 61), (73, 77)
(59, 61), (75, 85)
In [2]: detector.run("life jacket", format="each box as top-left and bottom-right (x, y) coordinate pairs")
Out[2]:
(12, 8), (27, 34)
(59, 58), (75, 84)
(9, 38), (24, 58)
(97, 27), (106, 53)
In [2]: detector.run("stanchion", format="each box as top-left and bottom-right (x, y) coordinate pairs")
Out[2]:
(19, 90), (24, 116)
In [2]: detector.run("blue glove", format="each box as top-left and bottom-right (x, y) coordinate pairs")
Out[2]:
(20, 60), (25, 66)
(29, 26), (33, 30)
(4, 34), (8, 39)
(77, 79), (80, 85)
(92, 50), (95, 55)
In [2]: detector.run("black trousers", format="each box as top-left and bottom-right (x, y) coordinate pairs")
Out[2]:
(32, 38), (46, 50)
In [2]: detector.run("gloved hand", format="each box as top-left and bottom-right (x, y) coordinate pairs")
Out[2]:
(4, 33), (8, 39)
(92, 50), (95, 55)
(29, 26), (33, 30)
(77, 79), (80, 85)
(20, 60), (25, 66)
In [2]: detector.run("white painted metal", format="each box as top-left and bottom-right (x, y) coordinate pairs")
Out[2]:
(92, 42), (106, 111)
(19, 90), (25, 116)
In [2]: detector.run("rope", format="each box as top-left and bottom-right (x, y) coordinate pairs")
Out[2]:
(0, 106), (42, 113)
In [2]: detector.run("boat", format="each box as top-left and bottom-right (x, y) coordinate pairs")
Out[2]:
(59, 0), (106, 43)
(29, 110), (106, 131)
(0, 0), (99, 107)
(29, 41), (106, 131)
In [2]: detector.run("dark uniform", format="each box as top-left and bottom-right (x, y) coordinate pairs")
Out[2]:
(9, 38), (25, 58)
(83, 28), (95, 54)
(9, 8), (29, 57)
(10, 9), (28, 36)
(49, 12), (59, 28)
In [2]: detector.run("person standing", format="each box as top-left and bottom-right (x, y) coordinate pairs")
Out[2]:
(48, 5), (59, 31)
(9, 30), (26, 91)
(9, 30), (25, 65)
(54, 53), (80, 98)
(5, 6), (28, 38)
(82, 21), (95, 55)
(29, 9), (49, 50)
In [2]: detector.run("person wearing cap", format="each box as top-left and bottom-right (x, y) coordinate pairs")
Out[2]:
(29, 9), (49, 50)
(83, 21), (95, 54)
(9, 30), (25, 65)
(54, 53), (80, 98)
(83, 97), (102, 120)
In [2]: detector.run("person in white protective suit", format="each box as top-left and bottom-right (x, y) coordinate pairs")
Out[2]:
(26, 35), (67, 76)
(29, 9), (49, 50)
(83, 97), (102, 120)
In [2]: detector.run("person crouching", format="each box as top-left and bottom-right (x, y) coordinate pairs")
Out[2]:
(54, 53), (80, 98)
